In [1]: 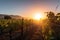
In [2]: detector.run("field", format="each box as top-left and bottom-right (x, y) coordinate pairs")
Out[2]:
(0, 17), (60, 40)
(0, 19), (41, 40)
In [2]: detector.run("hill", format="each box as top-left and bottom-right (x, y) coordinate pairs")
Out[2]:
(0, 14), (22, 19)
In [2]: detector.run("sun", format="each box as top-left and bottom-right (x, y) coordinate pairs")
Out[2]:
(34, 14), (41, 20)
(33, 12), (43, 20)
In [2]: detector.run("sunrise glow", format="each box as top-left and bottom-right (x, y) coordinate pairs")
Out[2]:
(33, 12), (44, 20)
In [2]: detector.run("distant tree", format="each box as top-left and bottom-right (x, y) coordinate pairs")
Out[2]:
(4, 15), (11, 19)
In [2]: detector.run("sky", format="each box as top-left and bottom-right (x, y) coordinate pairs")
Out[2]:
(0, 0), (60, 18)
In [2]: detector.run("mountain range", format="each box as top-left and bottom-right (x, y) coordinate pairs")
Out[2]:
(0, 14), (22, 19)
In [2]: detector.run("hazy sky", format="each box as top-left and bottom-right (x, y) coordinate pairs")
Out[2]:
(0, 0), (60, 18)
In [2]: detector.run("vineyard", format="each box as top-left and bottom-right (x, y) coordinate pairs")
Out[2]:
(0, 12), (60, 40)
(0, 19), (41, 40)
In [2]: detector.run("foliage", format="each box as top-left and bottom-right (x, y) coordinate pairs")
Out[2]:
(4, 15), (11, 19)
(0, 12), (60, 40)
(44, 11), (60, 40)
